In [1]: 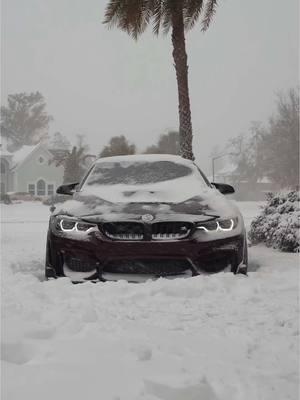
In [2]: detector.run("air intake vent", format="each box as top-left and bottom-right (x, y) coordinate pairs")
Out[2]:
(103, 258), (192, 275)
(65, 256), (96, 272)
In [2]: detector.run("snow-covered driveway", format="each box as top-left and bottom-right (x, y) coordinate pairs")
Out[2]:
(1, 202), (299, 400)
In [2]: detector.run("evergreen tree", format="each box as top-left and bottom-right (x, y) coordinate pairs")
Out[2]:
(99, 135), (136, 157)
(144, 131), (180, 154)
(49, 132), (71, 151)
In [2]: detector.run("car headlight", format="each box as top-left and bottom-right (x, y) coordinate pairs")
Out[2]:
(55, 216), (97, 233)
(196, 217), (238, 232)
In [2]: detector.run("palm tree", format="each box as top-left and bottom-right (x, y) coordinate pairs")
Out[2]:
(51, 146), (92, 183)
(103, 0), (218, 160)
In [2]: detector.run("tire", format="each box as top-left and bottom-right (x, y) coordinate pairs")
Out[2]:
(231, 235), (248, 275)
(45, 236), (62, 279)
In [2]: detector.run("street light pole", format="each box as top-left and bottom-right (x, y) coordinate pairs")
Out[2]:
(211, 154), (228, 182)
(211, 152), (238, 182)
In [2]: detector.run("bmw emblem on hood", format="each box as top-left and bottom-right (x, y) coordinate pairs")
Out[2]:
(141, 214), (154, 222)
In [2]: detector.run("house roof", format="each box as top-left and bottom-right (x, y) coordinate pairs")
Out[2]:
(1, 138), (68, 171)
(216, 162), (238, 176)
(12, 144), (39, 165)
(11, 142), (55, 170)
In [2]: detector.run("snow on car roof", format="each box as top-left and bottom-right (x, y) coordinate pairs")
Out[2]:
(95, 154), (194, 165)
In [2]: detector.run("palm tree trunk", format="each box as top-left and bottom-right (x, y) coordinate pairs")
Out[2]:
(171, 8), (194, 160)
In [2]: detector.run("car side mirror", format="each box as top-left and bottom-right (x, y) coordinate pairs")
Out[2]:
(211, 182), (235, 195)
(56, 182), (79, 196)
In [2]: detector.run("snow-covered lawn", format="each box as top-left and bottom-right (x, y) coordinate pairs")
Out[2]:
(1, 201), (299, 400)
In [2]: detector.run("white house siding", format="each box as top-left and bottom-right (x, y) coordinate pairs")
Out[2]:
(14, 146), (64, 195)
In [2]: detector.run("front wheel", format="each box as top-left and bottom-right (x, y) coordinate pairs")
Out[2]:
(231, 236), (248, 275)
(45, 235), (61, 279)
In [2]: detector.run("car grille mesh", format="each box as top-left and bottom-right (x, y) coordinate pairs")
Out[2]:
(65, 256), (96, 272)
(103, 259), (192, 275)
(103, 222), (144, 241)
(151, 222), (192, 240)
(102, 221), (192, 241)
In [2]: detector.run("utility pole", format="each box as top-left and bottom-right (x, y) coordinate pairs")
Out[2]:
(211, 154), (229, 182)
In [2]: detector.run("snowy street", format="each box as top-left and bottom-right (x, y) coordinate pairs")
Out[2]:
(1, 201), (299, 400)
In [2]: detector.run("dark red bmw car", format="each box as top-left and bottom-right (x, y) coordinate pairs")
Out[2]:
(45, 154), (248, 282)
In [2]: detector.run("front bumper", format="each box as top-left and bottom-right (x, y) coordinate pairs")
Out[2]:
(46, 227), (246, 281)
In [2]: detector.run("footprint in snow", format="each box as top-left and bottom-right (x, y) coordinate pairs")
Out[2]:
(131, 343), (153, 361)
(142, 377), (219, 400)
(247, 259), (261, 272)
(1, 341), (36, 364)
(24, 326), (56, 340)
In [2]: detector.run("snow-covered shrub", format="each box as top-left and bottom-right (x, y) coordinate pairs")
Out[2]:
(248, 191), (300, 252)
(0, 193), (12, 204)
(8, 192), (42, 202)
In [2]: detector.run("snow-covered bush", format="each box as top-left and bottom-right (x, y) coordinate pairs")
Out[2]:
(8, 192), (42, 202)
(248, 191), (300, 252)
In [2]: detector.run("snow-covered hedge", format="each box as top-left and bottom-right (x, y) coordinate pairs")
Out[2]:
(248, 191), (300, 252)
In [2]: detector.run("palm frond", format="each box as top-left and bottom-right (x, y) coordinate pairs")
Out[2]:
(201, 0), (217, 32)
(161, 0), (177, 35)
(104, 0), (151, 39)
(150, 0), (163, 35)
(103, 0), (123, 28)
(104, 0), (217, 36)
(183, 0), (204, 31)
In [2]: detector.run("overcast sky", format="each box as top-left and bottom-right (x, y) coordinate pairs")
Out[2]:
(1, 0), (299, 173)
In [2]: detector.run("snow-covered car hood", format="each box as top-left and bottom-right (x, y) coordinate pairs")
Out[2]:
(54, 186), (240, 222)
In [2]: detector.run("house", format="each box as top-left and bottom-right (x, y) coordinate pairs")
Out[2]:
(212, 161), (240, 185)
(0, 138), (64, 197)
(213, 162), (278, 200)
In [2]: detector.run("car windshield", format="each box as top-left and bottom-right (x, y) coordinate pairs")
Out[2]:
(85, 160), (204, 186)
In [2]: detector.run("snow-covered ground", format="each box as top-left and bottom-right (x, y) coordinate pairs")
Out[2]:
(1, 201), (299, 400)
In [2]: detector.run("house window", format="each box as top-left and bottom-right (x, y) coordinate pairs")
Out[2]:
(47, 184), (54, 196)
(28, 184), (35, 195)
(38, 156), (45, 164)
(37, 179), (46, 196)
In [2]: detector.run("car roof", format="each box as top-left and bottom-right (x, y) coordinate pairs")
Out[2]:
(95, 154), (194, 165)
